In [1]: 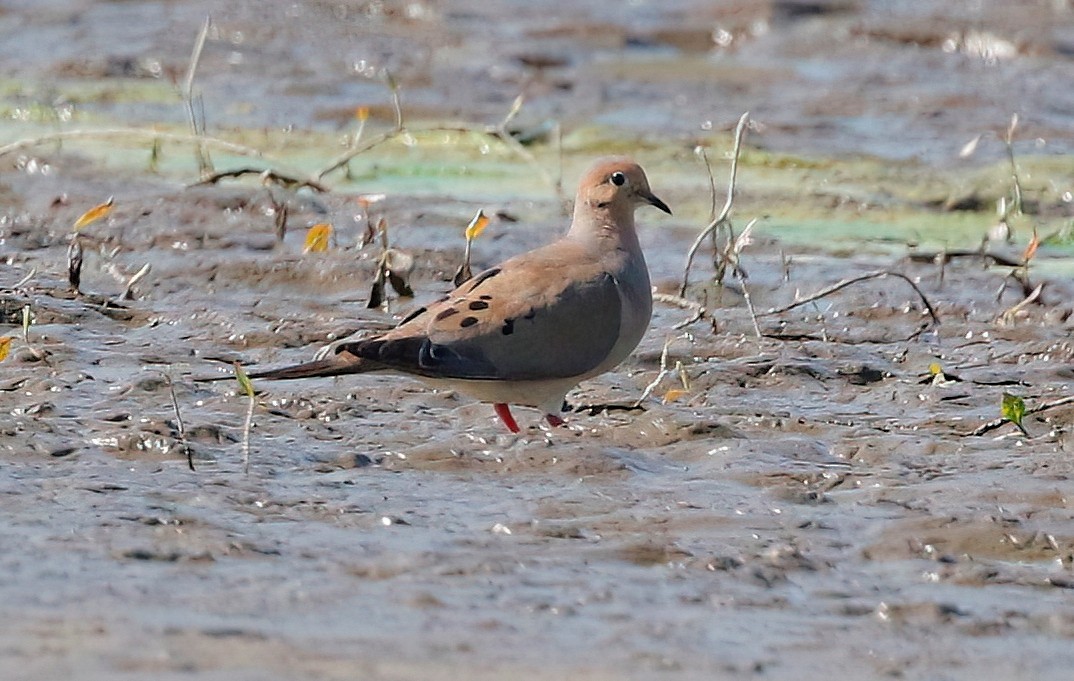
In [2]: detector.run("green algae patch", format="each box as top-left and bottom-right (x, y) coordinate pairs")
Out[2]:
(0, 102), (1071, 271)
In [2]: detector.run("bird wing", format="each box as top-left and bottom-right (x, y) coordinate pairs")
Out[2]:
(337, 241), (623, 381)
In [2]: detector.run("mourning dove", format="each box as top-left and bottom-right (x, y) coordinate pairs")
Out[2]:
(224, 157), (670, 432)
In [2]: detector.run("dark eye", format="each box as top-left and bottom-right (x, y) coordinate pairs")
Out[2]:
(610, 171), (626, 187)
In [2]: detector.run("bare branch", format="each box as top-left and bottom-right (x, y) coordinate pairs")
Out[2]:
(761, 269), (940, 326)
(190, 166), (330, 192)
(680, 112), (750, 297)
(653, 292), (707, 329)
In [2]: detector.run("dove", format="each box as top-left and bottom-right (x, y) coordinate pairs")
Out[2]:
(218, 157), (670, 432)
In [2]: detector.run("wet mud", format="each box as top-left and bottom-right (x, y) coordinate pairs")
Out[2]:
(2, 1), (1074, 680)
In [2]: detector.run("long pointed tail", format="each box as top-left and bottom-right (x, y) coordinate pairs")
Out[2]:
(194, 355), (368, 382)
(246, 357), (364, 380)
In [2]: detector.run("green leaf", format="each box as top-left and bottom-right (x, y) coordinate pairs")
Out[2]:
(1001, 392), (1027, 435)
(233, 362), (255, 398)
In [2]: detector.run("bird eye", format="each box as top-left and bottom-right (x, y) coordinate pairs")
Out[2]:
(610, 171), (626, 187)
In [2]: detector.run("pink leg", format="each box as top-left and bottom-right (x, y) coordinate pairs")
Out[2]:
(545, 413), (566, 428)
(494, 403), (520, 433)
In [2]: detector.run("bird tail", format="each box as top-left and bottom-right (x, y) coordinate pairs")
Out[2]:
(194, 356), (369, 382)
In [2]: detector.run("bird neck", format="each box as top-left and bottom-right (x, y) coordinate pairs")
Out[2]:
(569, 201), (640, 253)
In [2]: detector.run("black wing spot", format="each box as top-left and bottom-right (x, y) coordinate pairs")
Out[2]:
(479, 294), (493, 300)
(502, 318), (515, 335)
(466, 267), (501, 292)
(435, 308), (460, 321)
(468, 300), (489, 311)
(459, 316), (479, 328)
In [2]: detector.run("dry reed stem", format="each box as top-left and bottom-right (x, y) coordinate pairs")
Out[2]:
(679, 111), (750, 298)
(242, 392), (254, 474)
(183, 16), (214, 177)
(163, 371), (195, 471)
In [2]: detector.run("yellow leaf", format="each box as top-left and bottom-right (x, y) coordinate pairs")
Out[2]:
(1022, 227), (1040, 264)
(465, 210), (490, 241)
(303, 223), (333, 254)
(662, 388), (688, 404)
(928, 362), (943, 376)
(233, 362), (255, 398)
(73, 197), (114, 231)
(0, 336), (11, 362)
(355, 106), (370, 122)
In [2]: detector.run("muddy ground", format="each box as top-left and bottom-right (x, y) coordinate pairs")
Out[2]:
(2, 1), (1074, 680)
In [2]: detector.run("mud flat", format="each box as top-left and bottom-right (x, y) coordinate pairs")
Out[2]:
(2, 2), (1074, 679)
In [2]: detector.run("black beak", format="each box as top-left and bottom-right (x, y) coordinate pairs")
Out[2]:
(645, 192), (672, 215)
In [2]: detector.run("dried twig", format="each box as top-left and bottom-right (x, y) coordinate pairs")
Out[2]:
(272, 194), (289, 245)
(696, 146), (718, 222)
(20, 305), (31, 345)
(966, 394), (1074, 437)
(120, 263), (152, 301)
(1003, 114), (1023, 219)
(314, 69), (407, 180)
(17, 304), (46, 362)
(67, 237), (83, 291)
(486, 95), (565, 208)
(906, 249), (1023, 269)
(242, 392), (255, 474)
(735, 218), (762, 339)
(316, 130), (399, 182)
(0, 129), (270, 161)
(313, 93), (566, 204)
(12, 268), (36, 290)
(163, 371), (195, 471)
(761, 269), (941, 326)
(763, 320), (931, 345)
(633, 338), (691, 408)
(184, 15), (214, 177)
(233, 361), (256, 475)
(653, 292), (707, 329)
(191, 167), (330, 192)
(995, 268), (1040, 301)
(680, 112), (750, 297)
(998, 282), (1043, 324)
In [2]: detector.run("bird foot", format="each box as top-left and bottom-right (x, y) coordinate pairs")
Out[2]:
(545, 413), (566, 428)
(494, 403), (521, 433)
